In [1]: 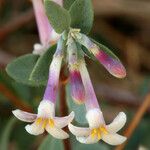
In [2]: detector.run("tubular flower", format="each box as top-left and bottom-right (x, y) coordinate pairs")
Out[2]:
(75, 33), (126, 78)
(67, 37), (85, 104)
(13, 39), (74, 139)
(68, 61), (127, 145)
(32, 0), (60, 55)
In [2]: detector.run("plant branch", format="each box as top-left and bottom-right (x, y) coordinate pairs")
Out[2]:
(0, 83), (32, 112)
(115, 94), (150, 150)
(59, 67), (71, 150)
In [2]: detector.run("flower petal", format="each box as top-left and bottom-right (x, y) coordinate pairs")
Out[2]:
(68, 123), (90, 137)
(94, 50), (126, 78)
(12, 109), (37, 122)
(46, 126), (69, 139)
(70, 69), (85, 104)
(76, 135), (99, 144)
(54, 111), (75, 128)
(102, 133), (127, 145)
(77, 34), (126, 78)
(25, 123), (44, 135)
(106, 112), (127, 133)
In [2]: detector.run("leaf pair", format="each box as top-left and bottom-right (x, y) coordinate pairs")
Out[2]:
(6, 45), (56, 86)
(44, 0), (93, 34)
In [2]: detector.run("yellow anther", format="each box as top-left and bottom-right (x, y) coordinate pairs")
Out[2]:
(93, 129), (97, 134)
(91, 130), (96, 139)
(100, 126), (108, 135)
(91, 125), (108, 140)
(97, 132), (101, 140)
(42, 119), (48, 129)
(36, 118), (42, 125)
(49, 119), (54, 128)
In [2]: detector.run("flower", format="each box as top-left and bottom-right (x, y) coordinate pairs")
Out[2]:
(69, 109), (126, 145)
(13, 101), (74, 139)
(67, 37), (85, 104)
(75, 33), (126, 78)
(32, 0), (60, 55)
(68, 61), (127, 145)
(13, 39), (74, 139)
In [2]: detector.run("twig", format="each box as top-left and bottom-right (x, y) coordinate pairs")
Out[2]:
(115, 94), (150, 150)
(59, 68), (71, 150)
(0, 83), (32, 112)
(0, 9), (34, 42)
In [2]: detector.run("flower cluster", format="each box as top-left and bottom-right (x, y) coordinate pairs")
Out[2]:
(13, 0), (127, 146)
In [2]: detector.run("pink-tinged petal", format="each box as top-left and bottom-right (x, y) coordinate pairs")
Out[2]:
(54, 111), (74, 128)
(94, 50), (126, 78)
(102, 133), (127, 145)
(46, 126), (69, 139)
(70, 69), (85, 104)
(79, 61), (100, 110)
(106, 112), (126, 133)
(12, 109), (37, 122)
(32, 0), (52, 46)
(68, 123), (91, 137)
(77, 34), (126, 78)
(25, 123), (44, 135)
(76, 135), (99, 144)
(37, 100), (55, 118)
(43, 38), (64, 103)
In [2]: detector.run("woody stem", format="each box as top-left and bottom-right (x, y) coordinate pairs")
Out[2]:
(59, 67), (71, 150)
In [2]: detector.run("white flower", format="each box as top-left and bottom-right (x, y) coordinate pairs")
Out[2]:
(69, 108), (127, 145)
(13, 100), (74, 139)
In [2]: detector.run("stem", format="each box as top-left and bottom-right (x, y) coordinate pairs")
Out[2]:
(115, 94), (150, 150)
(59, 67), (71, 150)
(0, 83), (32, 112)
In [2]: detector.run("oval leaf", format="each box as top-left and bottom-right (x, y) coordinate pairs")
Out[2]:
(69, 0), (93, 34)
(44, 0), (71, 33)
(29, 45), (56, 86)
(6, 54), (39, 86)
(63, 0), (76, 10)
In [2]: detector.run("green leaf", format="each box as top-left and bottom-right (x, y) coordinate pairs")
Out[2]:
(66, 84), (87, 124)
(0, 117), (17, 150)
(92, 38), (120, 61)
(6, 54), (39, 86)
(30, 45), (56, 86)
(38, 135), (64, 150)
(45, 0), (71, 33)
(69, 0), (93, 34)
(63, 0), (76, 10)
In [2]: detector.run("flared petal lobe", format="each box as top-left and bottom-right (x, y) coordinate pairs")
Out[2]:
(102, 133), (127, 145)
(68, 123), (90, 137)
(25, 122), (44, 135)
(12, 109), (37, 122)
(46, 126), (69, 139)
(106, 112), (127, 133)
(54, 111), (75, 128)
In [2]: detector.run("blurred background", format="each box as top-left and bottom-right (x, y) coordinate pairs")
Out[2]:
(0, 0), (150, 150)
